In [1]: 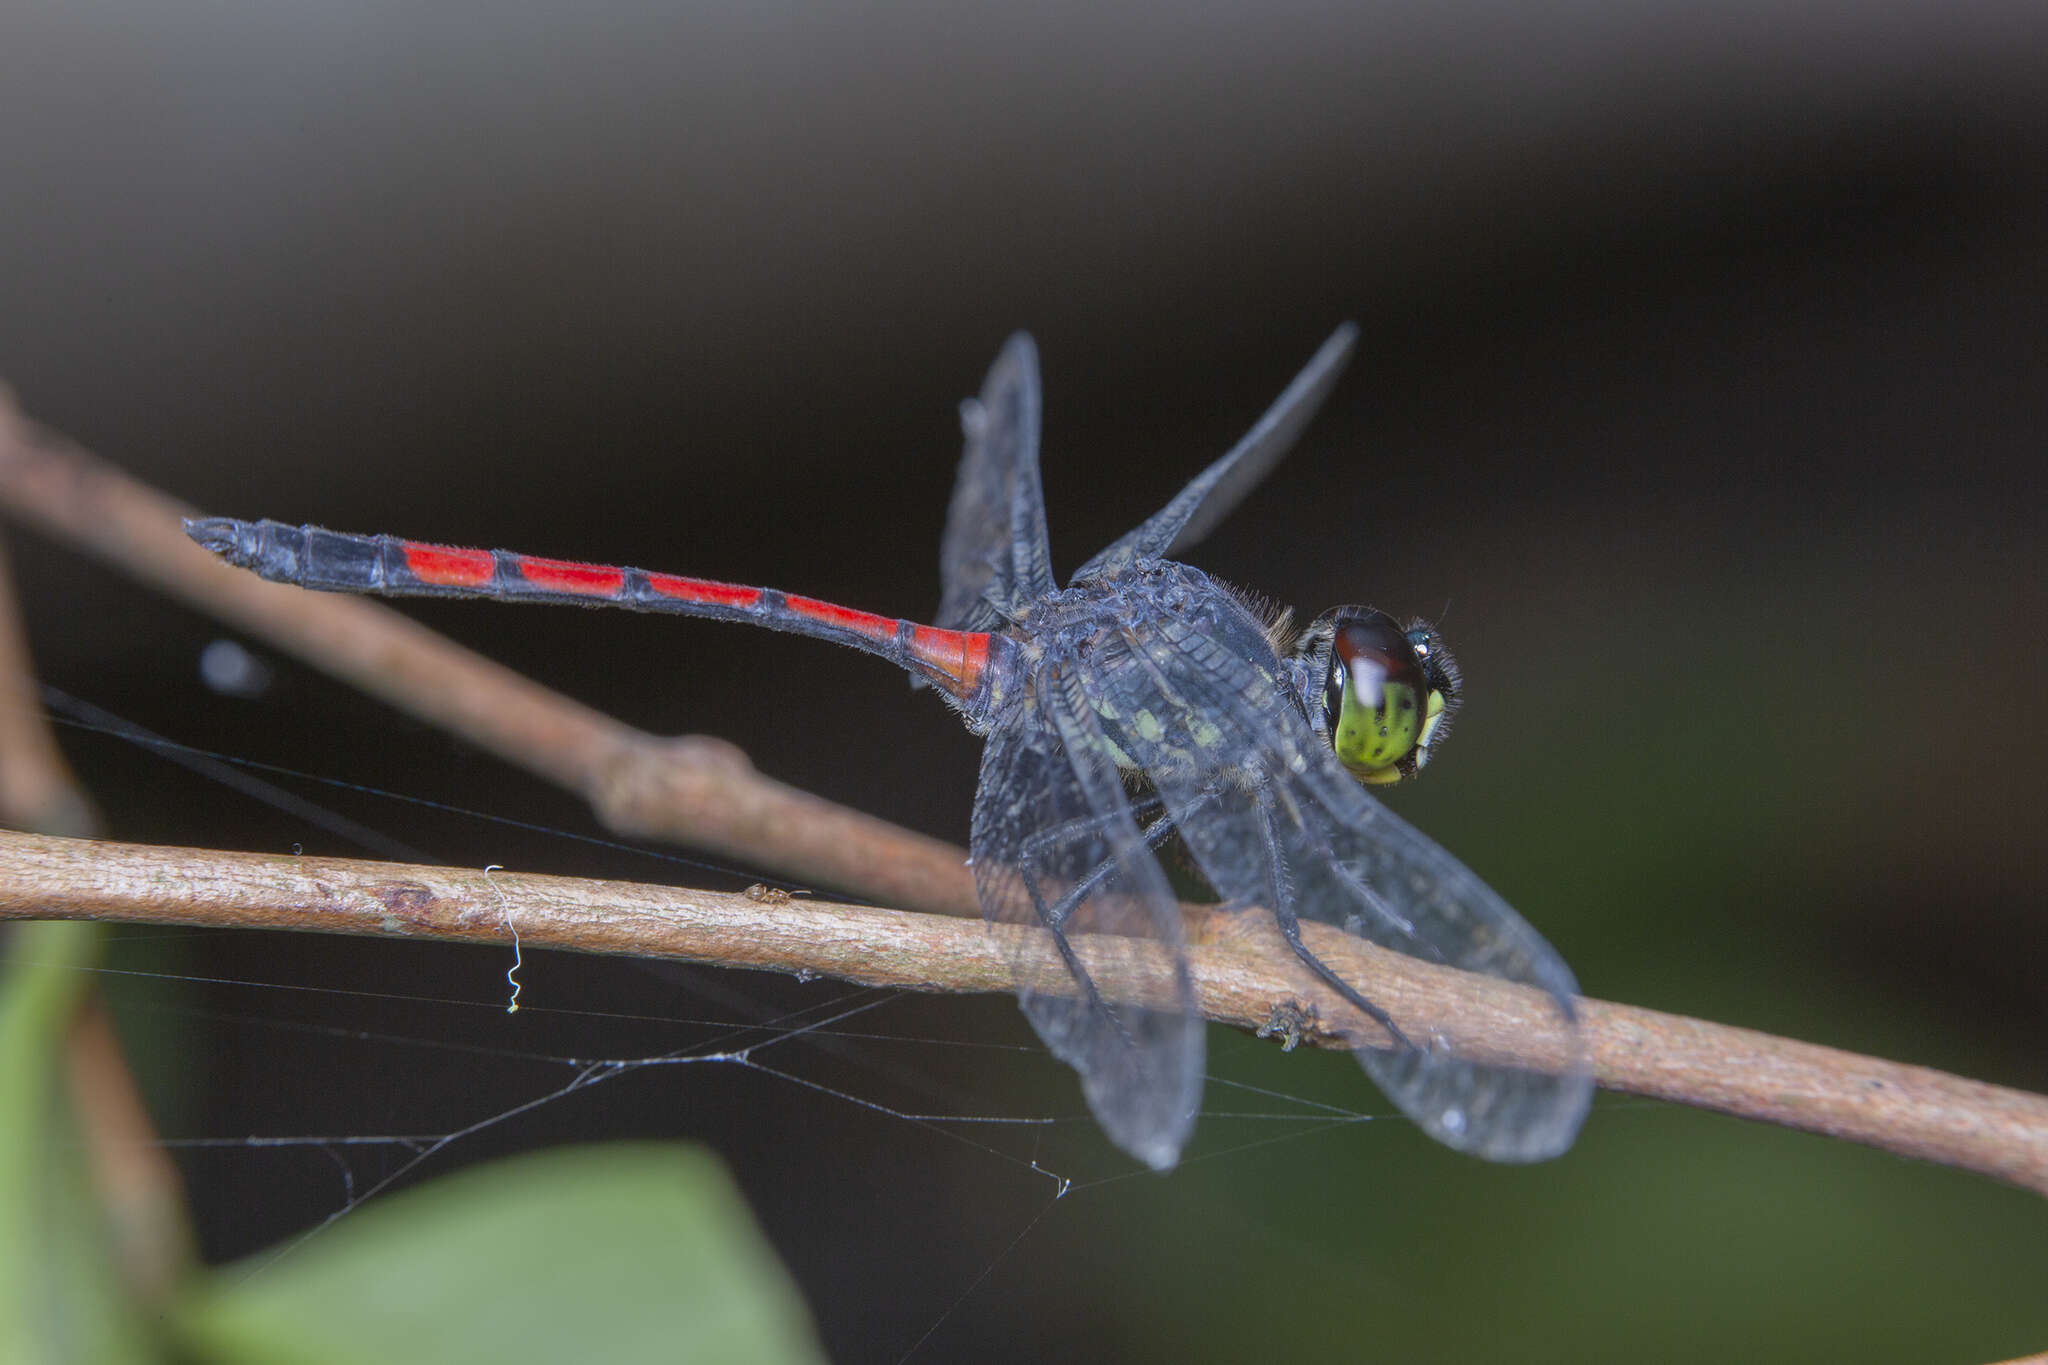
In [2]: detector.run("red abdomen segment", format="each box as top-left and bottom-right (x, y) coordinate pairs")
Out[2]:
(184, 518), (993, 700)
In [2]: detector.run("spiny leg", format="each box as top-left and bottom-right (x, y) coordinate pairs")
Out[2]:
(1252, 786), (1419, 1055)
(1016, 793), (1165, 928)
(1011, 791), (1214, 1055)
(1011, 797), (1170, 1053)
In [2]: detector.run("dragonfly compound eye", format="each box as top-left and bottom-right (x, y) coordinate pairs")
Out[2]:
(1321, 610), (1453, 785)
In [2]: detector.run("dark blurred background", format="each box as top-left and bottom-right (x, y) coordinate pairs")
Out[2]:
(3, 2), (2045, 1360)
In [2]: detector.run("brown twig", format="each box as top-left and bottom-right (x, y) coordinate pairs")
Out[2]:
(0, 536), (99, 841)
(0, 393), (978, 919)
(0, 526), (197, 1300)
(3, 830), (2046, 1195)
(1, 386), (2046, 1197)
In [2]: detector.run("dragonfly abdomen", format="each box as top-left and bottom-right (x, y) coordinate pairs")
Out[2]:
(184, 517), (996, 701)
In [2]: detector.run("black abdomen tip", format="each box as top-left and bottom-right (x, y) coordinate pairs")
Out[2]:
(183, 516), (249, 562)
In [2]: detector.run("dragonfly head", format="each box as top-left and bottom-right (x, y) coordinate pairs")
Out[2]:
(1292, 607), (1461, 785)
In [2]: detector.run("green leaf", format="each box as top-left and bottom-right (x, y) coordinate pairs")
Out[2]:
(0, 921), (159, 1364)
(172, 1143), (828, 1365)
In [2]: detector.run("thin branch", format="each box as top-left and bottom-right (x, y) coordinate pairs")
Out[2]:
(4, 830), (2047, 1195)
(1, 387), (2046, 1198)
(0, 527), (198, 1299)
(0, 391), (978, 920)
(0, 535), (99, 841)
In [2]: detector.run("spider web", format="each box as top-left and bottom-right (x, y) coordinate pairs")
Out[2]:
(24, 682), (1413, 1363)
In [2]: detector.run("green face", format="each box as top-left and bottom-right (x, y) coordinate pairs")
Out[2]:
(1318, 611), (1457, 785)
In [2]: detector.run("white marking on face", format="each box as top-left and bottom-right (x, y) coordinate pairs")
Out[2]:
(1349, 657), (1390, 709)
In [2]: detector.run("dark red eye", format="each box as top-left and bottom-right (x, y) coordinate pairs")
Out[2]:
(1322, 611), (1424, 727)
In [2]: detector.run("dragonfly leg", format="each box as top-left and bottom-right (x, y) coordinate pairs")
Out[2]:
(1010, 794), (1186, 1054)
(1250, 792), (1419, 1055)
(1018, 782), (1247, 934)
(1014, 871), (1129, 1049)
(1017, 792), (1173, 931)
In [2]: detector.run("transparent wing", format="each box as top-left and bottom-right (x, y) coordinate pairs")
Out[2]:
(1071, 323), (1358, 584)
(1091, 605), (1591, 1162)
(935, 332), (1052, 634)
(970, 659), (1203, 1170)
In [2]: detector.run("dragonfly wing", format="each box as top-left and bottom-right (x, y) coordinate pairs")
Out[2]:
(936, 333), (1055, 635)
(1071, 323), (1358, 584)
(1100, 609), (1592, 1162)
(970, 660), (1204, 1170)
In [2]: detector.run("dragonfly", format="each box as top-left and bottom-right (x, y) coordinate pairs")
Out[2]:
(185, 325), (1591, 1170)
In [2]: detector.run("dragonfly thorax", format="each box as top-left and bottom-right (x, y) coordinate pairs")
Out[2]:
(1000, 560), (1281, 755)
